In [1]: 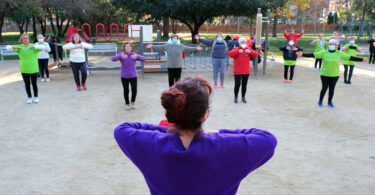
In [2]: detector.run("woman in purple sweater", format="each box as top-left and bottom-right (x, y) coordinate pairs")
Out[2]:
(111, 42), (146, 110)
(114, 77), (277, 195)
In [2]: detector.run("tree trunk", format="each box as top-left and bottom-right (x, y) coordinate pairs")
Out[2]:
(49, 9), (56, 35)
(162, 17), (169, 38)
(358, 0), (367, 39)
(0, 15), (4, 43)
(38, 17), (46, 36)
(25, 20), (29, 34)
(18, 21), (25, 35)
(32, 17), (37, 39)
(272, 15), (278, 37)
(172, 19), (177, 34)
(62, 19), (71, 37)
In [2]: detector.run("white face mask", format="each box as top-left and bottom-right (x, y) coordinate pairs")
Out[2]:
(38, 38), (44, 42)
(240, 44), (246, 49)
(288, 41), (294, 46)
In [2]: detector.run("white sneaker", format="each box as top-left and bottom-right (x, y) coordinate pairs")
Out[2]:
(27, 98), (32, 104)
(313, 68), (317, 72)
(33, 97), (39, 103)
(125, 104), (131, 110)
(41, 78), (45, 82)
(130, 102), (136, 109)
(46, 78), (50, 82)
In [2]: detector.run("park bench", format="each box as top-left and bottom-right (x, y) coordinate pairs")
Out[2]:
(88, 43), (118, 55)
(0, 45), (18, 63)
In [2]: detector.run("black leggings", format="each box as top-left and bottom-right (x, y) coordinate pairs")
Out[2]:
(314, 59), (322, 69)
(38, 59), (49, 78)
(234, 74), (249, 98)
(319, 76), (339, 103)
(168, 68), (182, 87)
(369, 51), (375, 64)
(284, 65), (295, 80)
(343, 65), (354, 82)
(21, 73), (38, 98)
(70, 62), (87, 86)
(121, 77), (137, 105)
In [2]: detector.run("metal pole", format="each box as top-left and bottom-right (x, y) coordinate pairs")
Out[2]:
(140, 26), (144, 77)
(263, 9), (270, 75)
(254, 8), (262, 76)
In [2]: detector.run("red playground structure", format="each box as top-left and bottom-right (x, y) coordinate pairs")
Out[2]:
(66, 23), (141, 43)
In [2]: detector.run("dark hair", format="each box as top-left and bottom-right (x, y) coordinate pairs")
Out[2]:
(70, 33), (82, 44)
(161, 77), (212, 131)
(123, 42), (133, 52)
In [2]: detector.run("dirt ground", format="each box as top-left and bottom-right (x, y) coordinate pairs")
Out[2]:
(0, 56), (375, 195)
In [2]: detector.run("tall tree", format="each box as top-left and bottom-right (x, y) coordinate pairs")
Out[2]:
(0, 0), (21, 42)
(114, 0), (284, 43)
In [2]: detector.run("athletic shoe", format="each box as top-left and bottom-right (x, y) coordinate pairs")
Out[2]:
(313, 68), (317, 72)
(130, 102), (136, 109)
(82, 84), (87, 90)
(344, 80), (348, 84)
(242, 97), (247, 103)
(125, 104), (131, 110)
(76, 86), (81, 91)
(220, 83), (224, 88)
(41, 78), (45, 82)
(234, 97), (238, 103)
(288, 80), (293, 84)
(214, 83), (218, 88)
(33, 97), (39, 103)
(318, 101), (323, 107)
(283, 79), (288, 83)
(347, 81), (351, 84)
(328, 102), (335, 108)
(46, 78), (50, 82)
(27, 98), (33, 104)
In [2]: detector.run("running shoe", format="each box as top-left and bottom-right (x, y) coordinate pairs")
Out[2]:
(33, 97), (39, 103)
(328, 102), (335, 108)
(27, 98), (33, 104)
(318, 101), (323, 107)
(82, 84), (87, 90)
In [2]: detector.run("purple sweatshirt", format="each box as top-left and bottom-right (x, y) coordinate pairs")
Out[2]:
(114, 122), (277, 195)
(111, 52), (146, 78)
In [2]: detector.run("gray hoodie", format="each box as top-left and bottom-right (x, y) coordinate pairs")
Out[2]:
(153, 43), (197, 68)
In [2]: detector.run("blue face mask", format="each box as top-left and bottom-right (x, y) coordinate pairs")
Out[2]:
(216, 37), (223, 42)
(172, 39), (178, 44)
(328, 45), (336, 51)
(349, 41), (355, 45)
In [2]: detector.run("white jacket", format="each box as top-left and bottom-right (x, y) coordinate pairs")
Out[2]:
(63, 42), (93, 63)
(35, 42), (51, 59)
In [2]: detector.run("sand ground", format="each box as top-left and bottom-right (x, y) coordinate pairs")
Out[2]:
(0, 56), (375, 195)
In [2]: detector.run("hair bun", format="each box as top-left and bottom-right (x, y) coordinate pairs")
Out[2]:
(161, 88), (186, 112)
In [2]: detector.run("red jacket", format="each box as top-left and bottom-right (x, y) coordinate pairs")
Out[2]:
(228, 46), (258, 75)
(283, 33), (303, 45)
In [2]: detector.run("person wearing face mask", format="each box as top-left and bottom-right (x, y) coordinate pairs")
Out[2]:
(195, 33), (238, 88)
(279, 38), (303, 84)
(330, 31), (345, 50)
(146, 34), (202, 87)
(341, 37), (362, 84)
(228, 37), (258, 103)
(310, 34), (327, 71)
(5, 33), (46, 104)
(34, 34), (51, 82)
(283, 28), (304, 46)
(296, 39), (367, 108)
(367, 34), (375, 64)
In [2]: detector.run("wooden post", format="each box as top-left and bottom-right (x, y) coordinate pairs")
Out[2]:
(140, 26), (144, 77)
(263, 9), (270, 75)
